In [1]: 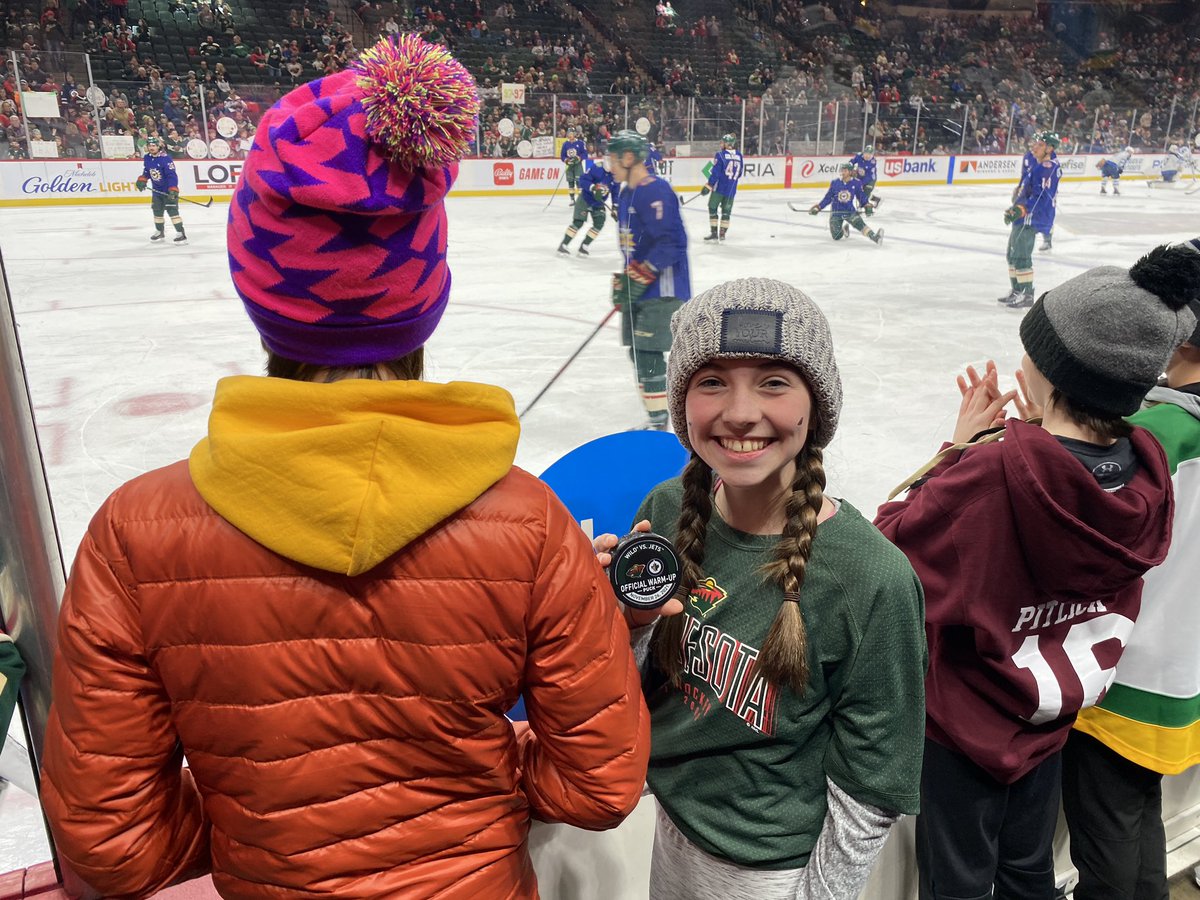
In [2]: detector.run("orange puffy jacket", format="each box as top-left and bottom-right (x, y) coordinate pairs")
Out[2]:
(41, 376), (650, 899)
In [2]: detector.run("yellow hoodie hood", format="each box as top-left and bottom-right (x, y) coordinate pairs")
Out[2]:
(189, 376), (519, 576)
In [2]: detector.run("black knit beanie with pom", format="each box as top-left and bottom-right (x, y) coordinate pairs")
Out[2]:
(1019, 241), (1200, 416)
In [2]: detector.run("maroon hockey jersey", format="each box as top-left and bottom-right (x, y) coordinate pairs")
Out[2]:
(875, 419), (1173, 784)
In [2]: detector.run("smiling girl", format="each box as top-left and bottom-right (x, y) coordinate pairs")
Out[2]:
(596, 277), (926, 899)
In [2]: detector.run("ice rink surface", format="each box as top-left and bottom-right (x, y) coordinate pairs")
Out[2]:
(0, 177), (1197, 875)
(3, 180), (1196, 565)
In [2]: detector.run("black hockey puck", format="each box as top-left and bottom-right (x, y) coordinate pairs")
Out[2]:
(608, 531), (682, 610)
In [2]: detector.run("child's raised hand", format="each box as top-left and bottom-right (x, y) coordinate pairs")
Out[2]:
(955, 361), (1001, 401)
(953, 362), (1015, 444)
(1012, 368), (1044, 421)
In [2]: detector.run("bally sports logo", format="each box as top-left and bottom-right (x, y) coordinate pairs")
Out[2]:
(493, 162), (514, 186)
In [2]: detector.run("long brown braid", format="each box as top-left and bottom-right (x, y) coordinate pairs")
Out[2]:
(757, 446), (825, 695)
(651, 453), (712, 683)
(652, 447), (826, 695)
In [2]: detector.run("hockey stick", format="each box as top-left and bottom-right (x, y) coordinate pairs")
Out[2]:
(543, 170), (566, 210)
(150, 187), (214, 208)
(519, 307), (619, 419)
(679, 190), (706, 205)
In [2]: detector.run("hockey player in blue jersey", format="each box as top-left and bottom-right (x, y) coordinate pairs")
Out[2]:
(849, 145), (880, 207)
(557, 160), (617, 257)
(809, 162), (882, 245)
(1015, 131), (1059, 250)
(1097, 146), (1133, 195)
(609, 129), (691, 429)
(646, 141), (664, 177)
(701, 133), (744, 242)
(1000, 134), (1061, 308)
(136, 135), (187, 244)
(560, 127), (589, 204)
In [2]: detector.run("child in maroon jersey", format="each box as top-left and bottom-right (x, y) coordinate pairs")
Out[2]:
(875, 244), (1200, 900)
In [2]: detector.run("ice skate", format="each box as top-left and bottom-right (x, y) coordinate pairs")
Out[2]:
(1005, 291), (1035, 309)
(173, 233), (188, 245)
(1100, 184), (1107, 194)
(1038, 239), (1052, 252)
(557, 244), (570, 256)
(577, 245), (590, 257)
(704, 230), (720, 242)
(842, 221), (851, 239)
(1113, 185), (1120, 195)
(870, 229), (884, 246)
(997, 290), (1020, 305)
(150, 231), (166, 242)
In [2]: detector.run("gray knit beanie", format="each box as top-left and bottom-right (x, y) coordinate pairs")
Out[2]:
(667, 278), (842, 451)
(1019, 243), (1200, 417)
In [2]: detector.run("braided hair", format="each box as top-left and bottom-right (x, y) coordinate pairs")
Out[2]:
(651, 446), (827, 695)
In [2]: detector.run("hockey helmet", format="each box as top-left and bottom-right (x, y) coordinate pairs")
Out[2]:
(566, 126), (577, 137)
(1124, 146), (1134, 154)
(721, 132), (737, 146)
(145, 134), (164, 151)
(608, 129), (649, 162)
(839, 161), (857, 174)
(1038, 130), (1061, 149)
(862, 145), (875, 156)
(1169, 144), (1179, 154)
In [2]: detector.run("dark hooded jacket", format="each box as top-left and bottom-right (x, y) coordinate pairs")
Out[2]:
(875, 418), (1173, 783)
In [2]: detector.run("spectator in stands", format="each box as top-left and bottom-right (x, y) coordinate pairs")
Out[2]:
(228, 33), (249, 57)
(199, 34), (221, 56)
(264, 39), (282, 77)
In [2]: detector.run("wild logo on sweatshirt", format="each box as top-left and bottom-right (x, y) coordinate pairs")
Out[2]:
(688, 576), (729, 617)
(676, 608), (780, 736)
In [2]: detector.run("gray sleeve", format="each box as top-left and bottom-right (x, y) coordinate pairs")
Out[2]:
(794, 778), (899, 900)
(630, 622), (655, 670)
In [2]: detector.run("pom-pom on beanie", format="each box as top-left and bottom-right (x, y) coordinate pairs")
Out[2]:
(667, 278), (842, 451)
(228, 34), (480, 366)
(1019, 243), (1200, 416)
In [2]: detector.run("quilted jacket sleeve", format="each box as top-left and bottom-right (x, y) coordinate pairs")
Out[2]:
(40, 501), (211, 898)
(518, 487), (651, 830)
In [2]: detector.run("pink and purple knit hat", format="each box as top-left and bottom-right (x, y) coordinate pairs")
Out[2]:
(228, 35), (479, 366)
